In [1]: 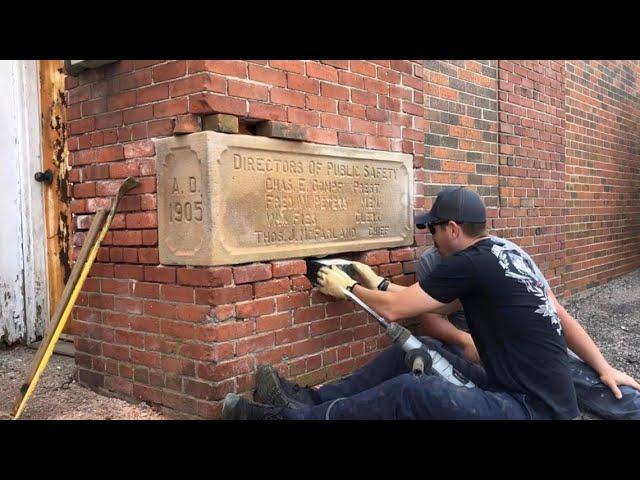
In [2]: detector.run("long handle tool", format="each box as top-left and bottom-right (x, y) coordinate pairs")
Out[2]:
(341, 288), (475, 388)
(12, 177), (139, 419)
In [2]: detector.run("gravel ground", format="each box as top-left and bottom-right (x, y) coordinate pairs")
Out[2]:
(0, 346), (165, 420)
(1, 268), (638, 420)
(563, 269), (640, 381)
(562, 269), (640, 420)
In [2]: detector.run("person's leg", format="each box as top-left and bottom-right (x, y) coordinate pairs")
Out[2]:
(315, 343), (407, 403)
(568, 353), (640, 420)
(254, 336), (477, 408)
(316, 334), (489, 403)
(288, 373), (533, 420)
(256, 333), (488, 408)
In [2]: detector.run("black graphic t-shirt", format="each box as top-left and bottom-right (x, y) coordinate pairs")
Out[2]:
(419, 237), (578, 419)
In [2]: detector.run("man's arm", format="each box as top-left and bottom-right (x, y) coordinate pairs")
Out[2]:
(419, 312), (480, 363)
(419, 312), (467, 344)
(353, 280), (481, 363)
(549, 290), (640, 397)
(349, 263), (478, 358)
(346, 259), (467, 319)
(354, 270), (462, 316)
(350, 282), (447, 322)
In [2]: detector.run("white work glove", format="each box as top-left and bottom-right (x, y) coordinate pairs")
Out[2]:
(352, 261), (385, 290)
(317, 265), (358, 300)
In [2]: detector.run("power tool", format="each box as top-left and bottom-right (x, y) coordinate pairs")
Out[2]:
(306, 258), (475, 388)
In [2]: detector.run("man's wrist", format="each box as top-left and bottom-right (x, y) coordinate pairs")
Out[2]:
(346, 282), (360, 293)
(595, 362), (614, 378)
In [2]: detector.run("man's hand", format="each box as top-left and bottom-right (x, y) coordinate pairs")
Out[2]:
(599, 367), (640, 399)
(461, 334), (481, 364)
(317, 265), (358, 300)
(351, 262), (384, 290)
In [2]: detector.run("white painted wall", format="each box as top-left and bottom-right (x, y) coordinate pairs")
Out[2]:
(0, 60), (49, 344)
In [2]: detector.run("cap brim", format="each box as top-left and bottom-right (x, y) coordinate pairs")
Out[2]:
(414, 212), (435, 229)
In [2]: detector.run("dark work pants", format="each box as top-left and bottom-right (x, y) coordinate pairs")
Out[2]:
(567, 352), (640, 420)
(285, 337), (535, 420)
(285, 338), (640, 420)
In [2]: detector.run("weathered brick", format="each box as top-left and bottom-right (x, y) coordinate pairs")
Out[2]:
(177, 267), (233, 287)
(254, 278), (290, 298)
(270, 87), (305, 107)
(256, 311), (291, 332)
(293, 305), (325, 324)
(189, 60), (248, 78)
(153, 98), (189, 118)
(236, 332), (275, 356)
(233, 263), (272, 284)
(248, 102), (287, 122)
(123, 140), (155, 159)
(236, 298), (275, 319)
(144, 266), (176, 284)
(197, 320), (254, 342)
(189, 92), (248, 117)
(161, 355), (195, 376)
(197, 356), (254, 382)
(144, 300), (177, 319)
(275, 325), (308, 345)
(175, 304), (210, 323)
(276, 291), (310, 311)
(248, 64), (287, 86)
(137, 84), (169, 104)
(153, 61), (186, 82)
(202, 114), (239, 133)
(113, 297), (142, 314)
(160, 320), (195, 340)
(160, 284), (194, 303)
(228, 79), (269, 100)
(291, 275), (312, 291)
(256, 121), (308, 141)
(174, 114), (202, 134)
(131, 315), (161, 333)
(195, 285), (253, 306)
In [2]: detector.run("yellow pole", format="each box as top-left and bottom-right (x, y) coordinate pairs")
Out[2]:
(13, 205), (112, 419)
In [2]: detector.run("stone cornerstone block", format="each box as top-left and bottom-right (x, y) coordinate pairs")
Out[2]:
(155, 131), (414, 266)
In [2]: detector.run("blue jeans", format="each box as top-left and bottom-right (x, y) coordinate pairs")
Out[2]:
(285, 337), (535, 420)
(286, 338), (640, 420)
(567, 352), (640, 420)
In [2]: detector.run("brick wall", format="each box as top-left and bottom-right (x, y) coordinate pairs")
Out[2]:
(64, 59), (640, 418)
(563, 61), (640, 296)
(421, 60), (499, 253)
(65, 60), (425, 418)
(496, 60), (567, 292)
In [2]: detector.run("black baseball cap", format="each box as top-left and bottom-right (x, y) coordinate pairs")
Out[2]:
(415, 186), (486, 229)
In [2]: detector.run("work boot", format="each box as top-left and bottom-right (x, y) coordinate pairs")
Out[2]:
(221, 393), (287, 420)
(254, 365), (316, 409)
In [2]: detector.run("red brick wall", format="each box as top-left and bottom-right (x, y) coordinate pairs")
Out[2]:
(65, 60), (425, 418)
(563, 61), (640, 295)
(64, 59), (640, 418)
(422, 60), (499, 253)
(496, 60), (567, 292)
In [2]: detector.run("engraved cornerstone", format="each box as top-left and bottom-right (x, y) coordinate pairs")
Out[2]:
(156, 131), (414, 266)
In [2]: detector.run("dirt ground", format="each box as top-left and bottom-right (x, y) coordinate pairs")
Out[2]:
(1, 268), (638, 420)
(0, 346), (165, 420)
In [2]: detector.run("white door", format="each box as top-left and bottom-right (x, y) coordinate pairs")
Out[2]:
(0, 60), (49, 345)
